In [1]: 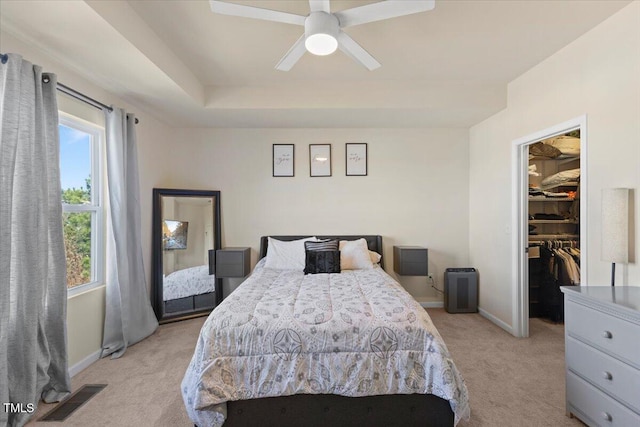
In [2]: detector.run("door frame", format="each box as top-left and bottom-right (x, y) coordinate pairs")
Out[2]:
(511, 115), (588, 337)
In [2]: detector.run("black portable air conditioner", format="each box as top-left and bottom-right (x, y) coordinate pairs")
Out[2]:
(444, 268), (478, 313)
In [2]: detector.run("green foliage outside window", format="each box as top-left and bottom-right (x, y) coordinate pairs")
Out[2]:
(62, 178), (92, 288)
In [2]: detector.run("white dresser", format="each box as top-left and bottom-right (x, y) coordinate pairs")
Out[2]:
(561, 286), (640, 426)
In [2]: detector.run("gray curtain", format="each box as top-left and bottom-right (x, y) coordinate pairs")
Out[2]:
(0, 53), (71, 427)
(101, 107), (158, 359)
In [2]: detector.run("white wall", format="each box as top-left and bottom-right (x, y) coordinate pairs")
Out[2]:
(0, 32), (175, 368)
(167, 127), (470, 303)
(172, 202), (209, 271)
(469, 2), (640, 327)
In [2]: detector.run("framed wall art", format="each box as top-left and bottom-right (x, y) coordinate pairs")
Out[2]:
(345, 143), (367, 176)
(162, 219), (188, 250)
(273, 144), (294, 177)
(309, 144), (331, 177)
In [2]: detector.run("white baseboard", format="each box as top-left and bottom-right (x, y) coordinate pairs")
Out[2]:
(479, 308), (514, 335)
(419, 301), (444, 308)
(68, 349), (101, 378)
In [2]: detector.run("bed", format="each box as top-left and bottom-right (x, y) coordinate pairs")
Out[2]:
(182, 235), (470, 427)
(163, 265), (216, 314)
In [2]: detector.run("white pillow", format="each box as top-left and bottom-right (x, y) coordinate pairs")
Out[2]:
(369, 250), (382, 264)
(340, 239), (374, 270)
(265, 237), (316, 270)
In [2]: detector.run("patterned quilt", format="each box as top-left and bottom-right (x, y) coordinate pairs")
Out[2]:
(181, 262), (470, 426)
(163, 265), (215, 301)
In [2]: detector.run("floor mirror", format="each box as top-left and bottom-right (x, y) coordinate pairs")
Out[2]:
(152, 188), (222, 323)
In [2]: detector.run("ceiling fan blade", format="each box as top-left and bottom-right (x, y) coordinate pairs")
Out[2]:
(209, 0), (305, 26)
(335, 0), (434, 28)
(309, 0), (330, 13)
(275, 34), (307, 71)
(337, 32), (381, 71)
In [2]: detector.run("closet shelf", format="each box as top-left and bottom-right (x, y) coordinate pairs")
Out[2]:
(529, 219), (579, 224)
(529, 156), (579, 164)
(529, 197), (577, 202)
(540, 181), (579, 190)
(529, 234), (580, 240)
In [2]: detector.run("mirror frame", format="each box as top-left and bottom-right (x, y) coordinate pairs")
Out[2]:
(152, 188), (222, 323)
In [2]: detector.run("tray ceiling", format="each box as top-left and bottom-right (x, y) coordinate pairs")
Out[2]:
(0, 0), (631, 127)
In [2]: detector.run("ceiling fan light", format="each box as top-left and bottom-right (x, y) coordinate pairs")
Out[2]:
(305, 34), (338, 56)
(304, 11), (340, 56)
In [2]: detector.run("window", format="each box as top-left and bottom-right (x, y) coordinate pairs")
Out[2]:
(59, 113), (104, 294)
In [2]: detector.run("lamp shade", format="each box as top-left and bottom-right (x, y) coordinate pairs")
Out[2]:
(601, 188), (629, 263)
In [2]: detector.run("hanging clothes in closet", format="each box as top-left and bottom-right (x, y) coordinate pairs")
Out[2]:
(537, 240), (580, 322)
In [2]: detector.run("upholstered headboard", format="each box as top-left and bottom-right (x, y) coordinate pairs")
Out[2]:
(259, 235), (384, 269)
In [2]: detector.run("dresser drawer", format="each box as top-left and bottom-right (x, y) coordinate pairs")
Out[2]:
(565, 300), (640, 366)
(566, 336), (640, 412)
(567, 372), (640, 427)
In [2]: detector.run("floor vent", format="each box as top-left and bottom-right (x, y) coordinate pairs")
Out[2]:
(40, 384), (107, 422)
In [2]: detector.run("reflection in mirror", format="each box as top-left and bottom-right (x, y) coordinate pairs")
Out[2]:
(162, 197), (213, 308)
(152, 189), (221, 323)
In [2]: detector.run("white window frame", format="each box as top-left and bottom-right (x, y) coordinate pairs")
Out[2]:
(59, 113), (105, 296)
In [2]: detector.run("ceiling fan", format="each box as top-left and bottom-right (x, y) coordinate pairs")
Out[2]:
(209, 0), (435, 71)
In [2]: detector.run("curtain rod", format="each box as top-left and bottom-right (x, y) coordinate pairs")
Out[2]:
(1, 52), (138, 124)
(57, 82), (112, 112)
(57, 82), (139, 124)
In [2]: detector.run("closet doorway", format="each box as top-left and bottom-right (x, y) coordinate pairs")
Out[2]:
(511, 115), (588, 338)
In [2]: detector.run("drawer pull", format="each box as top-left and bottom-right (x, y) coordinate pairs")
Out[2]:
(602, 371), (613, 380)
(602, 411), (612, 422)
(602, 330), (613, 339)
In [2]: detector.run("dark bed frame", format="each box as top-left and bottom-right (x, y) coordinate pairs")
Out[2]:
(202, 235), (455, 427)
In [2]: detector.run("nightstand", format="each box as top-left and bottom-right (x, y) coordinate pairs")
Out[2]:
(393, 246), (428, 276)
(215, 247), (251, 278)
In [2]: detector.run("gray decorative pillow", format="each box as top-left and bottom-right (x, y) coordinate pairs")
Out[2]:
(304, 250), (341, 275)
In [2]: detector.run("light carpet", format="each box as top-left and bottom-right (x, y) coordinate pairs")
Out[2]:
(26, 309), (584, 426)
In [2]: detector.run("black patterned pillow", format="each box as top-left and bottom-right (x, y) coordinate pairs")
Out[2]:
(304, 239), (339, 252)
(304, 250), (341, 275)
